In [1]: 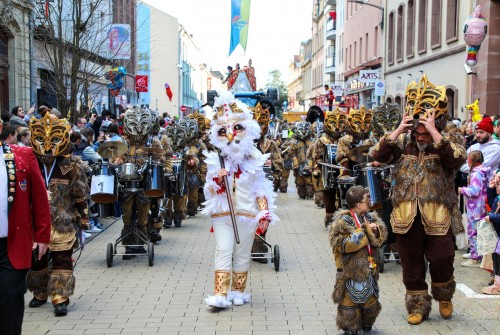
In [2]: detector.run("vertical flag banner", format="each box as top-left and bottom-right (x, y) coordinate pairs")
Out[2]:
(165, 83), (173, 101)
(229, 0), (251, 56)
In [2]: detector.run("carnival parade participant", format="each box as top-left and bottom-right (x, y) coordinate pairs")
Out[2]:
(336, 106), (374, 177)
(189, 112), (214, 210)
(0, 118), (51, 334)
(162, 123), (190, 227)
(27, 114), (90, 316)
(308, 108), (347, 226)
(203, 92), (278, 308)
(276, 120), (292, 193)
(290, 121), (315, 199)
(179, 118), (206, 217)
(306, 105), (326, 208)
(371, 75), (466, 325)
(370, 102), (403, 262)
(113, 106), (165, 258)
(252, 102), (283, 262)
(329, 186), (387, 335)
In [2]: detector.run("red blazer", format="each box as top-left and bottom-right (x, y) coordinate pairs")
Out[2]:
(6, 145), (51, 269)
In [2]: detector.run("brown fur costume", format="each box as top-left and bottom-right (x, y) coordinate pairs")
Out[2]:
(328, 210), (387, 333)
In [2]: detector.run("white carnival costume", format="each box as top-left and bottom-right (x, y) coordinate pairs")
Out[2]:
(203, 92), (278, 308)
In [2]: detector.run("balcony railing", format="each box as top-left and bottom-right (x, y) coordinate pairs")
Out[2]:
(326, 19), (336, 40)
(325, 56), (336, 74)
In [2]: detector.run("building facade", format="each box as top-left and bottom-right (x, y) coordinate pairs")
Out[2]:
(0, 0), (33, 113)
(384, 0), (468, 120)
(341, 0), (384, 110)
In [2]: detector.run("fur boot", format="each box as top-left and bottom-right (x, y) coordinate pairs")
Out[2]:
(27, 268), (49, 299)
(337, 304), (361, 334)
(306, 184), (314, 199)
(47, 270), (75, 303)
(431, 277), (456, 302)
(405, 292), (432, 324)
(314, 191), (324, 208)
(296, 184), (307, 199)
(279, 180), (288, 193)
(325, 212), (334, 228)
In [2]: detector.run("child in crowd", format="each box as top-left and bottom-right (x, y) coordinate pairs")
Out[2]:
(328, 186), (387, 335)
(483, 169), (500, 295)
(459, 150), (491, 267)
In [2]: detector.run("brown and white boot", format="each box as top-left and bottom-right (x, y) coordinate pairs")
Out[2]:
(405, 291), (432, 325)
(431, 277), (456, 319)
(482, 275), (500, 295)
(205, 270), (232, 308)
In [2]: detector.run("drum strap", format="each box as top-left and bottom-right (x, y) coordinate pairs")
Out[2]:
(350, 210), (376, 270)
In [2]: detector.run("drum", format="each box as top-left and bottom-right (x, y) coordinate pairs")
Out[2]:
(90, 163), (118, 203)
(118, 162), (138, 180)
(164, 158), (187, 197)
(358, 166), (386, 205)
(145, 164), (164, 198)
(321, 144), (338, 189)
(337, 177), (357, 209)
(120, 179), (144, 192)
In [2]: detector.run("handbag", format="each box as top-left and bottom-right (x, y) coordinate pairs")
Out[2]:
(476, 219), (499, 256)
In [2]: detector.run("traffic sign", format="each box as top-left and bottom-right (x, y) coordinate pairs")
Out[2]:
(180, 105), (187, 112)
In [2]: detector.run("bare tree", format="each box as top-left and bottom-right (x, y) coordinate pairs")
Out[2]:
(30, 0), (131, 121)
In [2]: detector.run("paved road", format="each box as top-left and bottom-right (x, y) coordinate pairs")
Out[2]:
(23, 182), (499, 334)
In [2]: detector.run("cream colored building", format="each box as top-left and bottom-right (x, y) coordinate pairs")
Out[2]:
(0, 0), (33, 112)
(384, 0), (470, 120)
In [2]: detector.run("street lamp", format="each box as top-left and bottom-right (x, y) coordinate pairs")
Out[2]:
(348, 0), (384, 29)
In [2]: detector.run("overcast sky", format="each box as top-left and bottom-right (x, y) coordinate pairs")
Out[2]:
(141, 0), (312, 87)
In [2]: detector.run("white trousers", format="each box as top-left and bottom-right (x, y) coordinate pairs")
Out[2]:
(212, 215), (258, 272)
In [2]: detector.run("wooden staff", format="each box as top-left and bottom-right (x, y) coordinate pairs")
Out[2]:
(217, 150), (240, 244)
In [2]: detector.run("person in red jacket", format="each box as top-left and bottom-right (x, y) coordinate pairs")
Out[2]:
(0, 117), (51, 335)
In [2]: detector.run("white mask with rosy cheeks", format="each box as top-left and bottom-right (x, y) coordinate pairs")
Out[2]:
(209, 91), (261, 165)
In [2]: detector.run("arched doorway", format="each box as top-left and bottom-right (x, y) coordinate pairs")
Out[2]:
(386, 96), (393, 103)
(0, 30), (8, 112)
(446, 88), (456, 119)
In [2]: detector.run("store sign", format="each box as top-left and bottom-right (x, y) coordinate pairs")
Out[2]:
(374, 80), (385, 96)
(135, 75), (148, 92)
(346, 78), (372, 93)
(359, 70), (381, 84)
(332, 84), (344, 97)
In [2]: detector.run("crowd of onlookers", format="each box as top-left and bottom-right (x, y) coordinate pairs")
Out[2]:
(448, 114), (500, 295)
(1, 104), (173, 240)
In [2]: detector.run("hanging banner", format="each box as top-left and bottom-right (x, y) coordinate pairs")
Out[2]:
(229, 0), (251, 56)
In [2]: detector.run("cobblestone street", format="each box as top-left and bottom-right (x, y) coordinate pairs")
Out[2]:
(23, 181), (500, 335)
